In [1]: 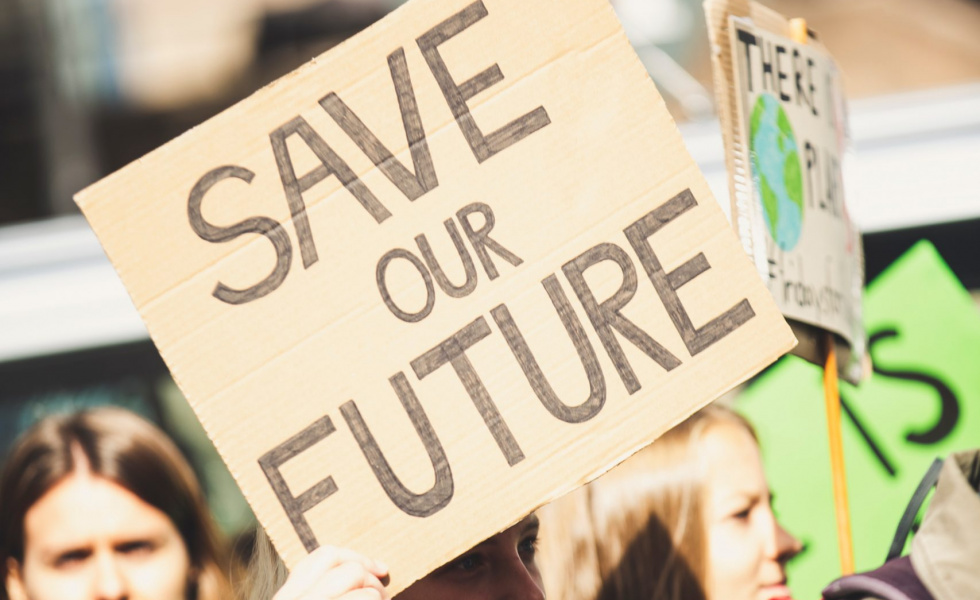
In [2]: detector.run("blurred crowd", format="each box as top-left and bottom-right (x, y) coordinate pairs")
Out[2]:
(1, 403), (977, 600)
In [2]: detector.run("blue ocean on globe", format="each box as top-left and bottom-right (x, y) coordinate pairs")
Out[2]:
(749, 93), (804, 251)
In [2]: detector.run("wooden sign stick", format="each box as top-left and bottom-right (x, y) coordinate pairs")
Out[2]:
(823, 330), (854, 574)
(792, 15), (855, 575)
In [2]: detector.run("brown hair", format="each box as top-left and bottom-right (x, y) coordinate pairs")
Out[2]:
(0, 407), (232, 600)
(537, 403), (755, 600)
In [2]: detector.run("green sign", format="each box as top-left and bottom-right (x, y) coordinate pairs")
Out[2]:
(738, 241), (980, 599)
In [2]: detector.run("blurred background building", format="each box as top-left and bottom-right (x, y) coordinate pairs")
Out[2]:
(1, 0), (978, 556)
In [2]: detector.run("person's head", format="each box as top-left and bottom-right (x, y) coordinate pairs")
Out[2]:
(0, 407), (230, 600)
(699, 407), (800, 600)
(396, 513), (544, 600)
(537, 403), (800, 600)
(246, 513), (544, 600)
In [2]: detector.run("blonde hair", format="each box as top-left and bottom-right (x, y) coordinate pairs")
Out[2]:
(537, 404), (754, 600)
(0, 407), (232, 600)
(238, 527), (288, 600)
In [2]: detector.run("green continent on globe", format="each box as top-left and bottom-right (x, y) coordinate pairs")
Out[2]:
(748, 93), (804, 251)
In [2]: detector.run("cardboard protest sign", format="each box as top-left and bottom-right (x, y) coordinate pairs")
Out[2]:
(76, 0), (795, 591)
(706, 0), (864, 380)
(738, 241), (980, 599)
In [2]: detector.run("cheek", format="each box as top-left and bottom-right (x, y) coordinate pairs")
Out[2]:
(708, 524), (763, 593)
(530, 564), (544, 593)
(21, 564), (88, 600)
(393, 577), (459, 600)
(129, 546), (192, 600)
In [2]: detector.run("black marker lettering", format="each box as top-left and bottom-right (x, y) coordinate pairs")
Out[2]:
(188, 165), (292, 305)
(840, 391), (897, 477)
(456, 202), (523, 279)
(271, 116), (391, 268)
(776, 45), (790, 102)
(339, 373), (453, 517)
(870, 329), (960, 446)
(736, 29), (758, 92)
(807, 57), (818, 116)
(804, 141), (818, 209)
(377, 248), (436, 323)
(760, 40), (775, 93)
(563, 243), (681, 394)
(491, 275), (605, 423)
(625, 189), (755, 356)
(415, 219), (478, 298)
(411, 317), (524, 466)
(258, 416), (338, 552)
(792, 49), (807, 109)
(318, 48), (438, 201)
(417, 0), (550, 163)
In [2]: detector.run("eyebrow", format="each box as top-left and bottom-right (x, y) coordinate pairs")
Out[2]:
(461, 515), (541, 554)
(522, 515), (540, 532)
(41, 543), (93, 563)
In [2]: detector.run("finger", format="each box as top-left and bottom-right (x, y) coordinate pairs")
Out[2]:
(308, 561), (388, 598)
(277, 560), (388, 600)
(338, 589), (392, 600)
(275, 546), (388, 598)
(301, 545), (388, 576)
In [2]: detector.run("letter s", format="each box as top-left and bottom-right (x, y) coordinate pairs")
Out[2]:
(188, 165), (292, 304)
(869, 328), (960, 445)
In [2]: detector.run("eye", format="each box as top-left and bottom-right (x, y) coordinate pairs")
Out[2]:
(116, 540), (155, 556)
(518, 532), (539, 560)
(55, 548), (92, 568)
(450, 553), (484, 572)
(730, 505), (752, 522)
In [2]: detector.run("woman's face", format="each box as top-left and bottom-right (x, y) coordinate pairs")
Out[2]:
(703, 422), (801, 600)
(6, 466), (191, 600)
(396, 514), (544, 600)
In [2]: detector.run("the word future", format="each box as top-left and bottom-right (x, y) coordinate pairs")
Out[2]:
(260, 188), (757, 552)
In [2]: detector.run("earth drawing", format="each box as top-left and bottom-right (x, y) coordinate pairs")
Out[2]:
(749, 93), (804, 251)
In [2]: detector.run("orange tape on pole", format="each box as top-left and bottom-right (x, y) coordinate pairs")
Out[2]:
(789, 18), (809, 46)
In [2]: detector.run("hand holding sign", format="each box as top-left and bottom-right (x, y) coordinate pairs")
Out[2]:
(76, 0), (795, 592)
(272, 546), (391, 600)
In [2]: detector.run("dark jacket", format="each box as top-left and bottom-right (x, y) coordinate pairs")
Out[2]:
(822, 449), (980, 600)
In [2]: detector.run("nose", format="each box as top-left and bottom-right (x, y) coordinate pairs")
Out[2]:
(774, 519), (802, 563)
(92, 553), (128, 600)
(500, 556), (546, 600)
(758, 502), (801, 564)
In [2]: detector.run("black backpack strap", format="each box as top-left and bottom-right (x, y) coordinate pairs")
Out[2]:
(886, 457), (944, 561)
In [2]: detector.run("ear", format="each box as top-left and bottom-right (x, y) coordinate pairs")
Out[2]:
(5, 558), (28, 600)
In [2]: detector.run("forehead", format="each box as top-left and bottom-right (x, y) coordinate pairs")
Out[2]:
(701, 422), (766, 493)
(472, 513), (540, 549)
(23, 471), (177, 553)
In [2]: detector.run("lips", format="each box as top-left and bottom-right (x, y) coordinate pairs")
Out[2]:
(760, 583), (793, 600)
